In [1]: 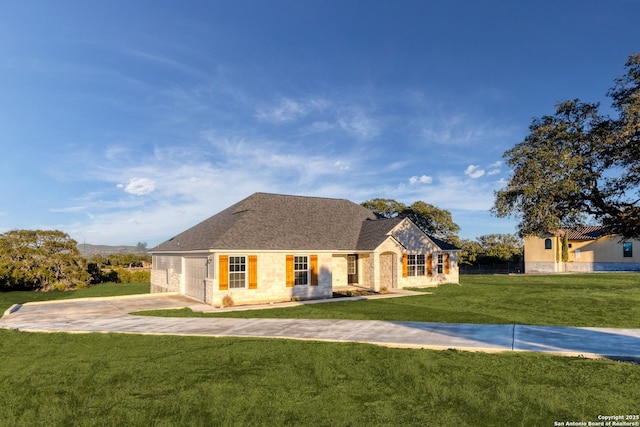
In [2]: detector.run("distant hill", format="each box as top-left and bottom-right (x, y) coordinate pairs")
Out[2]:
(78, 243), (148, 257)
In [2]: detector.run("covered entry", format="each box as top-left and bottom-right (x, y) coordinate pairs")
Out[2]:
(184, 257), (208, 302)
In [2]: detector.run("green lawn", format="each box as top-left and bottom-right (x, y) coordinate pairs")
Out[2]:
(0, 278), (639, 426)
(0, 330), (638, 426)
(0, 282), (149, 313)
(139, 273), (640, 328)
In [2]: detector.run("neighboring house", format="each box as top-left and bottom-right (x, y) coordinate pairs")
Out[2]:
(524, 226), (640, 273)
(150, 192), (460, 306)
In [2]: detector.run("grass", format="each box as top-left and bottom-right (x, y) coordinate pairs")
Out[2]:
(0, 278), (639, 425)
(0, 282), (150, 313)
(138, 273), (640, 328)
(0, 330), (638, 426)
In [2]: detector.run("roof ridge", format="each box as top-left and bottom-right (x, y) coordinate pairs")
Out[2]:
(252, 191), (352, 202)
(154, 192), (381, 251)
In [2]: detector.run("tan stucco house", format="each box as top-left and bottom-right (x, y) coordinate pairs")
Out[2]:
(524, 226), (640, 273)
(150, 192), (460, 306)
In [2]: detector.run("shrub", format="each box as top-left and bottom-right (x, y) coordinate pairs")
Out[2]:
(222, 294), (234, 307)
(114, 268), (132, 283)
(130, 270), (150, 283)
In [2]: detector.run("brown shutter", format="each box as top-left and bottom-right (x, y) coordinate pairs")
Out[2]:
(402, 254), (408, 278)
(219, 255), (229, 290)
(286, 255), (294, 287)
(444, 253), (450, 274)
(248, 255), (258, 289)
(427, 254), (433, 277)
(310, 254), (318, 286)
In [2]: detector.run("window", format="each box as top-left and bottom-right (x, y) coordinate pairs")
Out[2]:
(347, 255), (357, 275)
(229, 256), (246, 289)
(437, 254), (444, 274)
(544, 238), (552, 250)
(407, 254), (425, 276)
(623, 242), (633, 258)
(294, 256), (309, 285)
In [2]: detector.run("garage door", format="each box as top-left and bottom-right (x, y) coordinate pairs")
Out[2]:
(184, 257), (208, 302)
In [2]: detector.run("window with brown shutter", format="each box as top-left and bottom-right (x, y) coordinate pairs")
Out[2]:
(219, 255), (229, 291)
(427, 254), (433, 277)
(286, 254), (294, 287)
(402, 254), (408, 278)
(248, 255), (258, 289)
(310, 254), (318, 286)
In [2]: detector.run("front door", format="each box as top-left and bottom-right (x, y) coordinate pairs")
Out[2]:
(347, 254), (358, 284)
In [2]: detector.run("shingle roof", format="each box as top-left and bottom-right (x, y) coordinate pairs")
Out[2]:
(428, 235), (461, 251)
(356, 217), (404, 250)
(152, 192), (457, 252)
(558, 226), (613, 240)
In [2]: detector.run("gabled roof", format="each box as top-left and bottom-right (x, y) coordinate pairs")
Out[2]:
(557, 226), (613, 241)
(428, 235), (461, 251)
(356, 217), (404, 250)
(153, 192), (458, 253)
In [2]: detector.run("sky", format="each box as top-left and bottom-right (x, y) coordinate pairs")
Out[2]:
(1, 1), (639, 247)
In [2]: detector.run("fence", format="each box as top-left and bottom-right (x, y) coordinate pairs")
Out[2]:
(460, 262), (524, 275)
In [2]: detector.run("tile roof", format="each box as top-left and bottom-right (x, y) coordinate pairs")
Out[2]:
(152, 192), (457, 252)
(558, 226), (613, 240)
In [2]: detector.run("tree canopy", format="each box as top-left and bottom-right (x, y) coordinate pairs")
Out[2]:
(493, 53), (640, 239)
(458, 234), (523, 266)
(0, 230), (89, 291)
(361, 198), (460, 243)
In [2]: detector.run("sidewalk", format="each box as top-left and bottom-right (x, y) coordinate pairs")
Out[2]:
(2, 294), (639, 362)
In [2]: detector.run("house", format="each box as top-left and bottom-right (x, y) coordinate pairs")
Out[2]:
(524, 226), (640, 273)
(150, 192), (460, 306)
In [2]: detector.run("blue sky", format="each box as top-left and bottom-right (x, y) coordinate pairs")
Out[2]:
(1, 1), (639, 246)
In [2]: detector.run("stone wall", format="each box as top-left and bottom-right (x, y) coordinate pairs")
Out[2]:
(152, 252), (335, 305)
(150, 267), (181, 293)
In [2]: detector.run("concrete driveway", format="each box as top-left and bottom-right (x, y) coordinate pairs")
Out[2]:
(2, 293), (640, 361)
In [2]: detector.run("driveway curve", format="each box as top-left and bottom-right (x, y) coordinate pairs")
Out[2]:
(2, 294), (640, 361)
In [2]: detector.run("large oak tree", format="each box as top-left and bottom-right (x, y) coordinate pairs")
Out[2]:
(0, 229), (89, 291)
(493, 54), (640, 239)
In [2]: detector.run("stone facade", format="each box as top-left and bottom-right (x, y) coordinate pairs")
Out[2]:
(152, 252), (335, 306)
(151, 216), (460, 306)
(151, 242), (459, 306)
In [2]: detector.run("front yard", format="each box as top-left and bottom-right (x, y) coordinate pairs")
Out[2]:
(0, 275), (638, 425)
(140, 273), (640, 328)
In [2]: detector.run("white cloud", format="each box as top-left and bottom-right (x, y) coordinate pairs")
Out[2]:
(418, 110), (516, 148)
(409, 175), (433, 185)
(334, 161), (350, 171)
(122, 178), (155, 195)
(255, 97), (329, 124)
(486, 160), (502, 176)
(49, 206), (86, 213)
(256, 98), (307, 123)
(464, 165), (485, 179)
(337, 109), (380, 140)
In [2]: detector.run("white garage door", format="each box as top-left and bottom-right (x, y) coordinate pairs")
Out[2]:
(184, 257), (208, 302)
